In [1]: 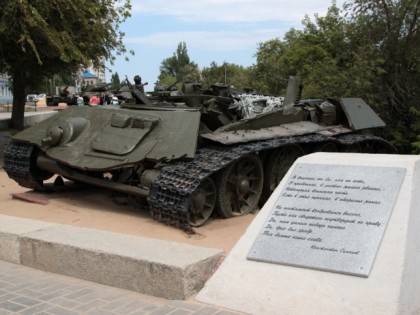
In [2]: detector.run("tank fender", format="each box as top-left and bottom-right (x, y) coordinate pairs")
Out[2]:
(339, 98), (385, 130)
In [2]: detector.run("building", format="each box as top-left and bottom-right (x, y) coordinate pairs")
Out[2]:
(87, 64), (106, 83)
(0, 73), (13, 103)
(82, 70), (99, 86)
(0, 63), (105, 100)
(73, 63), (105, 93)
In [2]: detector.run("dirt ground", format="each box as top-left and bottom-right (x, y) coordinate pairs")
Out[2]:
(0, 130), (257, 253)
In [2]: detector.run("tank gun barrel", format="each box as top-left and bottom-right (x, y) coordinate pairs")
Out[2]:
(125, 75), (133, 89)
(166, 77), (183, 91)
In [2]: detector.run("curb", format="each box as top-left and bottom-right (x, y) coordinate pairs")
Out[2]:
(0, 214), (224, 300)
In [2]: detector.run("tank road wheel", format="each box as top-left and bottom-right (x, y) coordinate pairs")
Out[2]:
(216, 154), (263, 218)
(189, 177), (217, 227)
(261, 144), (305, 203)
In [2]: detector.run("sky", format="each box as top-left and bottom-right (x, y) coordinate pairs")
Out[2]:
(106, 0), (346, 87)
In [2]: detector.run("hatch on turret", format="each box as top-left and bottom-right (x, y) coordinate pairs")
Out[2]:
(91, 113), (160, 155)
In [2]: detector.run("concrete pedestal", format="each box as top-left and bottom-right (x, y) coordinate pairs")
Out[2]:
(0, 215), (223, 300)
(196, 153), (420, 315)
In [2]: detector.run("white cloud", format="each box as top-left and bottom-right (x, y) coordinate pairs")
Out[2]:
(126, 0), (347, 52)
(126, 29), (283, 51)
(131, 0), (345, 23)
(110, 0), (347, 82)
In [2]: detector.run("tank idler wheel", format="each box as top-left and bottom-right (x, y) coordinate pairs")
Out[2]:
(216, 154), (263, 218)
(189, 177), (216, 227)
(261, 144), (305, 204)
(341, 142), (362, 153)
(314, 142), (338, 152)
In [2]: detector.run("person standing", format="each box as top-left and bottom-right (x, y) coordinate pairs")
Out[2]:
(101, 93), (110, 106)
(90, 94), (99, 105)
(77, 93), (84, 106)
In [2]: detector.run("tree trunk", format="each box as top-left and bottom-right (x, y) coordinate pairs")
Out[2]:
(11, 73), (26, 131)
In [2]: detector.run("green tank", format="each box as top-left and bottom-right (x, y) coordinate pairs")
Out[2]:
(3, 76), (394, 231)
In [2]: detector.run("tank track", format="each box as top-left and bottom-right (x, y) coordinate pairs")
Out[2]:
(3, 142), (45, 191)
(147, 133), (392, 232)
(4, 135), (393, 232)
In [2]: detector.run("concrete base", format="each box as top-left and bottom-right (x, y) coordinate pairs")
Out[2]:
(196, 153), (420, 315)
(0, 215), (54, 264)
(0, 111), (56, 129)
(0, 215), (223, 299)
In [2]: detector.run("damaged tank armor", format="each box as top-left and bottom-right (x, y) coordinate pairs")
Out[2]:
(3, 76), (394, 232)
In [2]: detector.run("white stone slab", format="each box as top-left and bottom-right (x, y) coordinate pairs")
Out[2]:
(0, 214), (224, 299)
(20, 224), (224, 299)
(196, 153), (420, 315)
(247, 164), (405, 277)
(0, 214), (55, 264)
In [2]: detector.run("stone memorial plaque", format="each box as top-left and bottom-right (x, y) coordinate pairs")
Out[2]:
(247, 164), (406, 277)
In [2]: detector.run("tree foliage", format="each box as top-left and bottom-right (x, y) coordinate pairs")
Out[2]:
(251, 39), (291, 95)
(0, 0), (132, 130)
(252, 0), (419, 153)
(110, 72), (121, 90)
(344, 0), (420, 153)
(252, 4), (382, 98)
(201, 62), (251, 89)
(158, 42), (200, 84)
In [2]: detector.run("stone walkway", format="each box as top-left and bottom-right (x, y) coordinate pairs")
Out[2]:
(0, 260), (245, 315)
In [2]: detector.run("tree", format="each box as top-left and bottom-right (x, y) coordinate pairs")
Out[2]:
(110, 72), (121, 91)
(158, 42), (200, 83)
(252, 4), (376, 98)
(201, 62), (252, 90)
(0, 0), (132, 130)
(344, 0), (420, 153)
(253, 0), (419, 153)
(252, 39), (291, 95)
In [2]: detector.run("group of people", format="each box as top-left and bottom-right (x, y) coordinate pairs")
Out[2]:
(89, 93), (111, 106)
(75, 75), (147, 107)
(77, 93), (112, 106)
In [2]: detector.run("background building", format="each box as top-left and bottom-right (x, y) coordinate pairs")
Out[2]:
(82, 70), (99, 86)
(0, 73), (13, 103)
(87, 64), (105, 83)
(0, 63), (105, 101)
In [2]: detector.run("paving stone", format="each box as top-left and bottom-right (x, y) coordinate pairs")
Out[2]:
(73, 299), (104, 313)
(45, 306), (80, 315)
(0, 301), (27, 312)
(169, 300), (202, 311)
(0, 248), (246, 315)
(10, 296), (40, 307)
(171, 309), (193, 315)
(50, 297), (82, 309)
(18, 303), (54, 315)
(192, 306), (222, 315)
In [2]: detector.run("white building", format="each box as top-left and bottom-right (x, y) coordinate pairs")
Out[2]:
(0, 73), (13, 103)
(87, 64), (106, 83)
(73, 64), (106, 93)
(1, 63), (105, 100)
